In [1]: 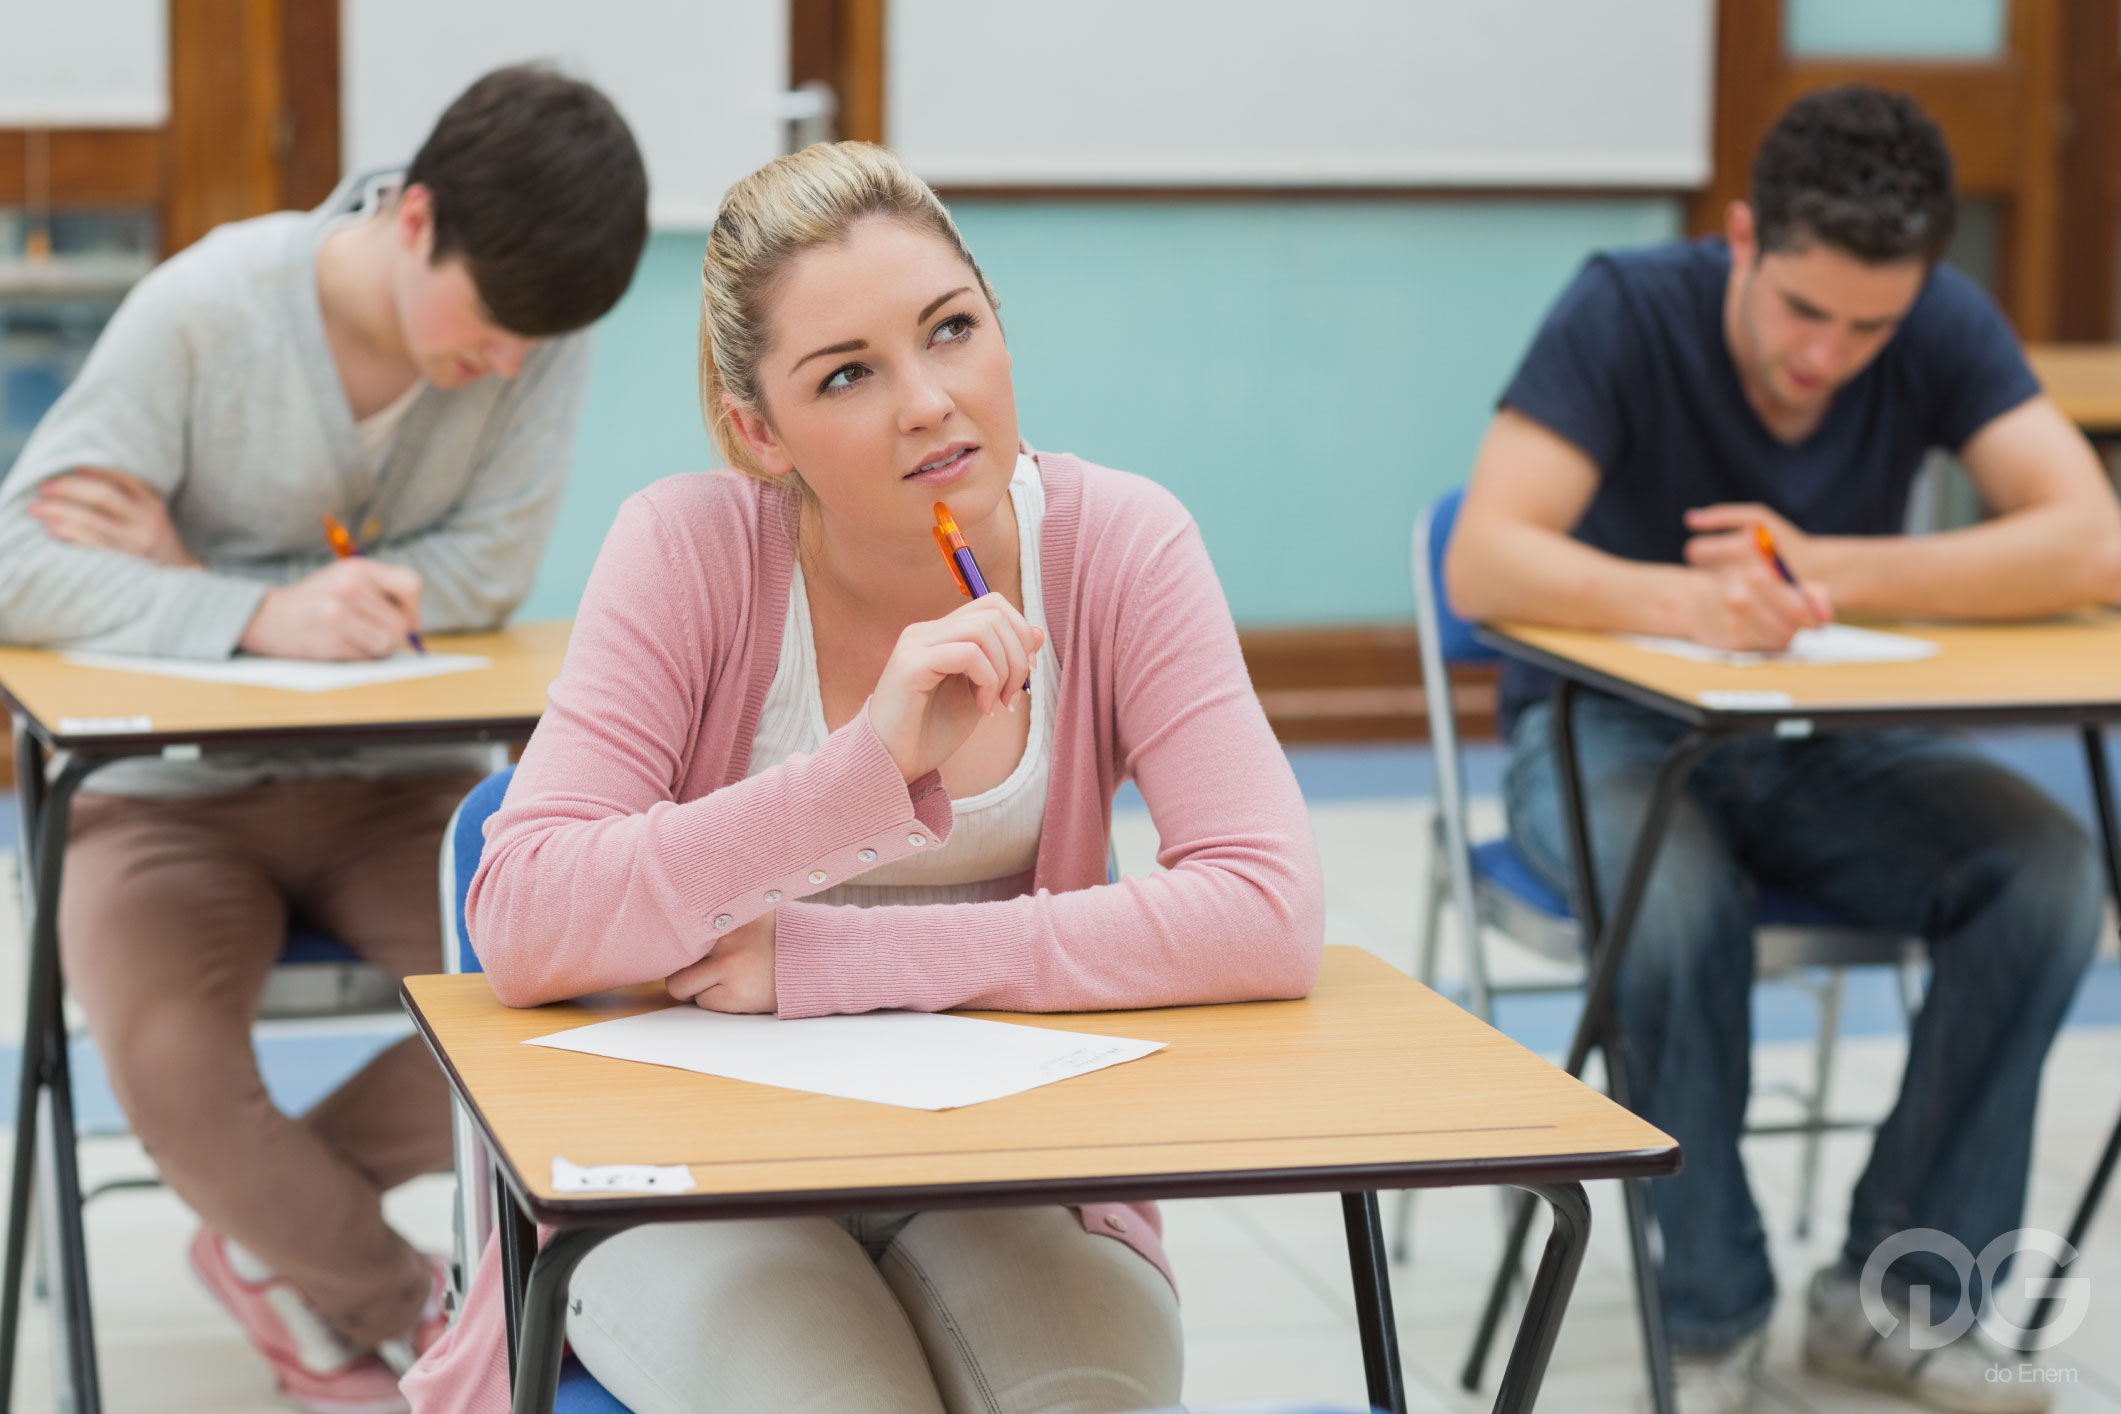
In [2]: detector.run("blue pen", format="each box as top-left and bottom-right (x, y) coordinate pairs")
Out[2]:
(933, 502), (1030, 692)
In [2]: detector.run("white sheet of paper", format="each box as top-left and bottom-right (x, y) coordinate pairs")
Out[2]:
(551, 1155), (696, 1195)
(1623, 623), (1938, 668)
(525, 1006), (1166, 1111)
(61, 650), (490, 693)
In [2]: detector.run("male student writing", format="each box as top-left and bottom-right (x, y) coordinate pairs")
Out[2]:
(0, 67), (646, 1414)
(1449, 85), (2118, 1414)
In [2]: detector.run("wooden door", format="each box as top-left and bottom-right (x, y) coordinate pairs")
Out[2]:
(2058, 0), (2121, 339)
(1693, 0), (2065, 338)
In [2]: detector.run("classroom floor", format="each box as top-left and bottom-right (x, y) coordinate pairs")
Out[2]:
(0, 740), (2118, 1413)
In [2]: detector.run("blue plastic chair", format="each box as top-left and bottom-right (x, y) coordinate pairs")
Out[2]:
(1400, 489), (1921, 1249)
(253, 926), (401, 1018)
(438, 766), (621, 1412)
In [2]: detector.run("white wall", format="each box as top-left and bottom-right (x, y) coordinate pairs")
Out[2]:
(889, 0), (1714, 187)
(342, 0), (787, 228)
(0, 0), (165, 126)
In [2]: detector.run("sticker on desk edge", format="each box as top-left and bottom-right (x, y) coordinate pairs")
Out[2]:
(57, 715), (153, 735)
(552, 1155), (696, 1195)
(1697, 690), (1795, 711)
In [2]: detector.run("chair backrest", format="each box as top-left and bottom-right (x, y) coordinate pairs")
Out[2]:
(437, 766), (513, 1314)
(1410, 489), (1500, 1014)
(440, 766), (516, 975)
(1411, 487), (1499, 669)
(1410, 490), (1490, 823)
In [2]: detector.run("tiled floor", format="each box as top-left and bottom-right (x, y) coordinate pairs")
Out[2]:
(0, 778), (2117, 1412)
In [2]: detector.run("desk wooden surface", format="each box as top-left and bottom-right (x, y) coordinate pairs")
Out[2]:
(2028, 343), (2121, 434)
(0, 619), (569, 750)
(1489, 613), (2121, 723)
(405, 947), (1676, 1224)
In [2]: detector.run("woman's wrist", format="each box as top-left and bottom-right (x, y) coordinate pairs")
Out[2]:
(864, 696), (922, 784)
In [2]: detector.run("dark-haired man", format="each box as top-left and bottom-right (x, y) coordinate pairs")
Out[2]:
(0, 66), (646, 1413)
(1450, 85), (2118, 1413)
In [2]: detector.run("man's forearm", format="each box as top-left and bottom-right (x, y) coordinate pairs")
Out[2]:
(1805, 503), (2121, 619)
(1447, 517), (1699, 637)
(0, 498), (267, 657)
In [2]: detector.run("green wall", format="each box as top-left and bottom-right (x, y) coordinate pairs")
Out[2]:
(521, 231), (718, 623)
(521, 198), (1681, 626)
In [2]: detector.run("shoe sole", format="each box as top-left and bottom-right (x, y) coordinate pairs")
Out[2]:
(1804, 1343), (2048, 1414)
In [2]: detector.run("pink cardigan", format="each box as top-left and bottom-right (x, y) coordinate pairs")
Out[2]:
(404, 451), (1323, 1413)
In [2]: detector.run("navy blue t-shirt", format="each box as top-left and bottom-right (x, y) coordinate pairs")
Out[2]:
(1493, 236), (2040, 726)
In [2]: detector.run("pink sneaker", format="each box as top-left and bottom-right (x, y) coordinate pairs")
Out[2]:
(376, 1254), (450, 1376)
(187, 1227), (411, 1414)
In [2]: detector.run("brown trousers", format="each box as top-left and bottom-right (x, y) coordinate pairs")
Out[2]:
(59, 772), (482, 1346)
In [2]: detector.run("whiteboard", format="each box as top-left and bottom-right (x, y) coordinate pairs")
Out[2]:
(0, 0), (165, 126)
(888, 0), (1714, 188)
(343, 0), (787, 228)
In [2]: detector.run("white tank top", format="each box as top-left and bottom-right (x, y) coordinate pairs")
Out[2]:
(744, 454), (1055, 906)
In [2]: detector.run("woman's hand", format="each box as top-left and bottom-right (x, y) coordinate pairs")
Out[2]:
(866, 592), (1043, 783)
(31, 468), (199, 568)
(666, 912), (777, 1014)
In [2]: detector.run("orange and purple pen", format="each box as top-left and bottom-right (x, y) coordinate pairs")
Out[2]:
(932, 503), (1030, 692)
(1751, 524), (1798, 587)
(322, 512), (426, 654)
(1753, 523), (1830, 628)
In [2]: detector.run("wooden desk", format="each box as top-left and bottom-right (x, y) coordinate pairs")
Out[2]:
(0, 618), (569, 752)
(1492, 613), (2121, 729)
(1476, 613), (2121, 1378)
(406, 947), (1678, 1414)
(0, 621), (569, 1414)
(2028, 343), (2121, 440)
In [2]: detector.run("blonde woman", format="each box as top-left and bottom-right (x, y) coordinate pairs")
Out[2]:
(406, 142), (1323, 1414)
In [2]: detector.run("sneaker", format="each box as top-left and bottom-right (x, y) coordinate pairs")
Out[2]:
(1803, 1263), (2051, 1414)
(187, 1228), (411, 1414)
(1636, 1327), (1765, 1414)
(374, 1254), (450, 1376)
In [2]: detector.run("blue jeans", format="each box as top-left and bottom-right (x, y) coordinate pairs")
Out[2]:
(1504, 691), (2103, 1352)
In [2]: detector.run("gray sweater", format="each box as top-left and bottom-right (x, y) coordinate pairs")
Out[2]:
(0, 175), (590, 795)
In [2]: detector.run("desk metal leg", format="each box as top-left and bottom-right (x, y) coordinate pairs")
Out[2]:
(497, 1167), (537, 1385)
(1340, 1192), (1406, 1414)
(506, 1226), (613, 1414)
(1602, 1033), (1675, 1414)
(1459, 1068), (1671, 1412)
(1552, 708), (1717, 1087)
(1462, 682), (1710, 1412)
(1, 752), (98, 1414)
(1463, 1191), (1535, 1395)
(3, 727), (44, 1414)
(38, 1008), (93, 1414)
(1490, 1183), (1592, 1414)
(2021, 727), (2121, 1351)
